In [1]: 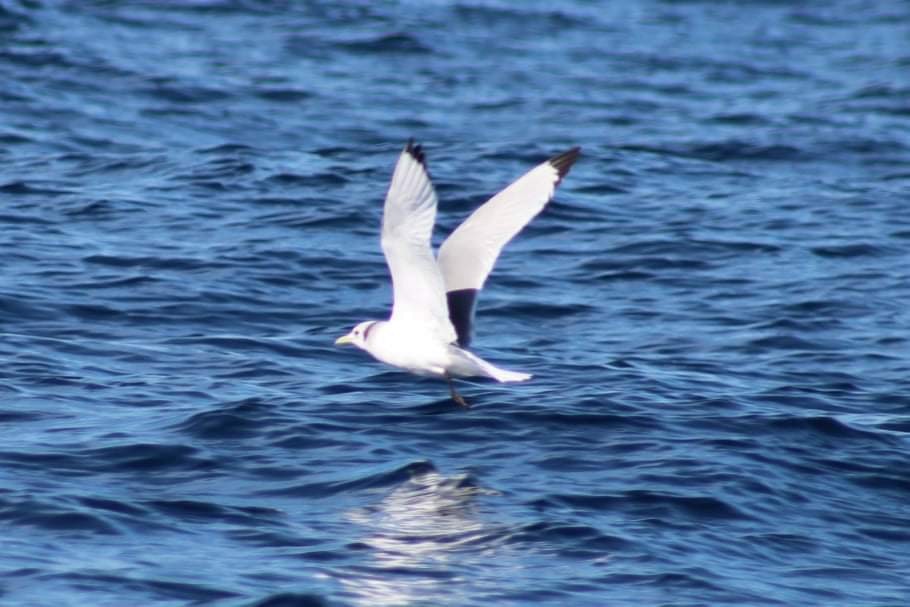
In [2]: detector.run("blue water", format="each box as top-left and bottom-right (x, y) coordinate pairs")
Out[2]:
(2, 1), (909, 605)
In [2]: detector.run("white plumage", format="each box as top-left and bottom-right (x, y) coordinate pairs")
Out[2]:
(336, 141), (580, 406)
(380, 143), (457, 345)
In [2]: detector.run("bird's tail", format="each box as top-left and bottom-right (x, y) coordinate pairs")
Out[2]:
(457, 349), (532, 383)
(487, 365), (533, 383)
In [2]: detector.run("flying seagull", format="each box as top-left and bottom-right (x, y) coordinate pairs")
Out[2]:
(336, 141), (580, 406)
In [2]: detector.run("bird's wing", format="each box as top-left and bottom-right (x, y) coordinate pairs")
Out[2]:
(381, 141), (457, 343)
(438, 147), (580, 347)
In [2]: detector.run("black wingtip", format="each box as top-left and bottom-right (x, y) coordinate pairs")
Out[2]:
(549, 146), (581, 185)
(405, 138), (427, 167)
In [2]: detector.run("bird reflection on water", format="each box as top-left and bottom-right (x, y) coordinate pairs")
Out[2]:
(335, 468), (497, 606)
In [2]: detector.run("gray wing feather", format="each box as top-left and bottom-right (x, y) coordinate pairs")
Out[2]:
(438, 147), (580, 346)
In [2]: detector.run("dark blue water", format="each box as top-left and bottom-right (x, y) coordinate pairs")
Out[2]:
(2, 1), (909, 605)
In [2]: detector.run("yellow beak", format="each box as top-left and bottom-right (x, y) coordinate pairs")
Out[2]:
(335, 333), (354, 346)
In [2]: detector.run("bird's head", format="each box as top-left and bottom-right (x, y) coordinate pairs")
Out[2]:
(334, 321), (378, 350)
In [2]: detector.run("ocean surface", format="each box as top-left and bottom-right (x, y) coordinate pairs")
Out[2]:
(2, 1), (909, 605)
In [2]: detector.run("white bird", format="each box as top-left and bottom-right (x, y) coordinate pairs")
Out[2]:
(335, 141), (580, 406)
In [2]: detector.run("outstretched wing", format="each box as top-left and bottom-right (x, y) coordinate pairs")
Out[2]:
(381, 141), (457, 343)
(438, 147), (580, 347)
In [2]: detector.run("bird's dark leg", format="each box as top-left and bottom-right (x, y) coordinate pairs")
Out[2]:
(445, 374), (470, 408)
